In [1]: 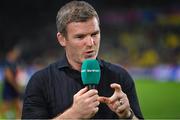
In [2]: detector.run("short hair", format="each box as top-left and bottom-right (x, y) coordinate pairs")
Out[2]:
(56, 1), (99, 37)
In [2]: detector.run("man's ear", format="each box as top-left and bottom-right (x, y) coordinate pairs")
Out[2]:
(57, 32), (66, 47)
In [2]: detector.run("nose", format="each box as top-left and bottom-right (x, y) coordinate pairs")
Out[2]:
(86, 36), (95, 46)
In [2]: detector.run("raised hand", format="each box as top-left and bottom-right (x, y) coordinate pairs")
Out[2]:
(98, 83), (131, 118)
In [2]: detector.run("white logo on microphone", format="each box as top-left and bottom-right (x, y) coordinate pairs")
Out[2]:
(81, 69), (100, 72)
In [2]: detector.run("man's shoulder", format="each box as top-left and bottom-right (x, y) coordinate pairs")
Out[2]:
(100, 59), (134, 85)
(25, 61), (61, 93)
(29, 61), (59, 81)
(100, 59), (128, 74)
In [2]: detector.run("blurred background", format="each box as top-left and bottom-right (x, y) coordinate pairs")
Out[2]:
(0, 0), (180, 119)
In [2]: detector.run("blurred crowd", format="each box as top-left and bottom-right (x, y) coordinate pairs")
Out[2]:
(99, 6), (180, 81)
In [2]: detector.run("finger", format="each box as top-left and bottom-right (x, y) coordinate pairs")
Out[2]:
(92, 101), (100, 107)
(98, 96), (110, 104)
(90, 107), (99, 117)
(109, 83), (122, 103)
(93, 107), (99, 114)
(113, 100), (120, 110)
(75, 86), (88, 96)
(83, 89), (98, 98)
(86, 94), (99, 103)
(116, 98), (129, 113)
(116, 102), (128, 113)
(110, 83), (121, 93)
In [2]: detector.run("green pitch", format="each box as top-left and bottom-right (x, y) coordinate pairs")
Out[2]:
(0, 80), (180, 119)
(135, 79), (180, 119)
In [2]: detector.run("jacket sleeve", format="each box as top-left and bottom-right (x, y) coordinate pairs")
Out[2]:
(121, 69), (144, 119)
(22, 71), (49, 119)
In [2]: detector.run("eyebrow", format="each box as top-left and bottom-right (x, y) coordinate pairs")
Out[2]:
(91, 30), (100, 35)
(74, 30), (100, 37)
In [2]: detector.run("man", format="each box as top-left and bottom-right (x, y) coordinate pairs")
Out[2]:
(22, 1), (143, 119)
(1, 47), (21, 119)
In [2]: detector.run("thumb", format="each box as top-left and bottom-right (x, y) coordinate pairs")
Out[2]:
(110, 83), (121, 93)
(109, 83), (122, 103)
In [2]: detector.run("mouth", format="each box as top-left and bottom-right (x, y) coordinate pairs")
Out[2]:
(85, 50), (94, 54)
(83, 50), (96, 58)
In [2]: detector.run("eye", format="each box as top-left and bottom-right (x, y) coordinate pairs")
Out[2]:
(75, 35), (85, 40)
(91, 33), (97, 37)
(91, 31), (99, 37)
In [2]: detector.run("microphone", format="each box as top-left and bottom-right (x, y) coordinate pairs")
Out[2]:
(81, 59), (101, 89)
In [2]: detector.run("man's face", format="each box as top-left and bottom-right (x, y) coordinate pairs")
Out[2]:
(63, 17), (100, 65)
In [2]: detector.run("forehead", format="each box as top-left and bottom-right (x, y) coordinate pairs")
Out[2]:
(66, 17), (100, 35)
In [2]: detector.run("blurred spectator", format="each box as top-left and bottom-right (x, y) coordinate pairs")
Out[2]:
(137, 49), (159, 67)
(0, 46), (22, 119)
